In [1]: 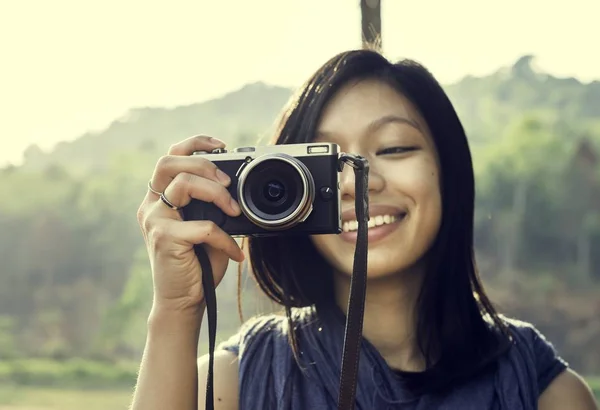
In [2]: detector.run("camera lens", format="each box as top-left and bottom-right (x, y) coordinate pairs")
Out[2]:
(238, 154), (315, 230)
(264, 180), (286, 202)
(245, 162), (299, 219)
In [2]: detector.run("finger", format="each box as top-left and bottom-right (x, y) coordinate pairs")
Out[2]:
(161, 172), (240, 216)
(150, 155), (231, 195)
(151, 219), (245, 263)
(168, 135), (226, 156)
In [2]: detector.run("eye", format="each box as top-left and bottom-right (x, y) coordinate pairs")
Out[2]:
(376, 146), (419, 156)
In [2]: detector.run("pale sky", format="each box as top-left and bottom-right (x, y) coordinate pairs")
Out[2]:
(1, 0), (598, 166)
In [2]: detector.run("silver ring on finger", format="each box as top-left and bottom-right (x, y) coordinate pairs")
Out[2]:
(160, 192), (180, 210)
(148, 180), (162, 196)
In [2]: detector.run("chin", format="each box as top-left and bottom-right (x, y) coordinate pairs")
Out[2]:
(351, 255), (420, 279)
(310, 218), (437, 282)
(317, 241), (424, 281)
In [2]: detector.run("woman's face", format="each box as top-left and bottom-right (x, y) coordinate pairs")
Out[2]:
(310, 78), (442, 279)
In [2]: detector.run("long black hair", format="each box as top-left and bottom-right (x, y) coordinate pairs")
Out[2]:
(246, 49), (511, 392)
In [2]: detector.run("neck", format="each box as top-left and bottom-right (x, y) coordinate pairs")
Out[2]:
(333, 267), (426, 372)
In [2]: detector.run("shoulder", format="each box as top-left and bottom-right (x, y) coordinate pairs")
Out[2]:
(195, 314), (289, 410)
(502, 316), (568, 391)
(203, 308), (316, 408)
(501, 317), (596, 408)
(538, 369), (598, 410)
(197, 350), (239, 410)
(218, 312), (291, 357)
(217, 307), (317, 358)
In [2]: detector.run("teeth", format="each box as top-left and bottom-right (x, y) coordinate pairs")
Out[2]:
(342, 214), (400, 232)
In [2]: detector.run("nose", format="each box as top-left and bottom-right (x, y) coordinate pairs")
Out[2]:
(340, 160), (385, 202)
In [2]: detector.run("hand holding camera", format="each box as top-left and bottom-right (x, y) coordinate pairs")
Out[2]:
(137, 135), (342, 314)
(136, 135), (245, 314)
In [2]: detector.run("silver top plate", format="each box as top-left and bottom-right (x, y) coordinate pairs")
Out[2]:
(193, 142), (340, 161)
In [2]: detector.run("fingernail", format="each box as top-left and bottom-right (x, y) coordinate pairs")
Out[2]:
(216, 169), (231, 185)
(230, 197), (241, 214)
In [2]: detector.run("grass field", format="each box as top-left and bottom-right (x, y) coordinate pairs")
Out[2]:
(0, 386), (133, 410)
(0, 379), (597, 409)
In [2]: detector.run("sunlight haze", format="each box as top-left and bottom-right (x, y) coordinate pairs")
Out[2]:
(0, 0), (598, 166)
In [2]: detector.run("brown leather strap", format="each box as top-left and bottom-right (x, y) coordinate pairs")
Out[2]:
(337, 154), (369, 410)
(195, 244), (217, 410)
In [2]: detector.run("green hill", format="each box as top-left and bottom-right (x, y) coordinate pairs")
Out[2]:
(1, 55), (599, 378)
(16, 55), (600, 175)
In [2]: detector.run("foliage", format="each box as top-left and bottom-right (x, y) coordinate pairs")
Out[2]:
(0, 358), (137, 389)
(0, 55), (599, 384)
(0, 386), (134, 410)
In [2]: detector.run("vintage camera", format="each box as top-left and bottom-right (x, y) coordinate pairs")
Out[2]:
(182, 143), (342, 237)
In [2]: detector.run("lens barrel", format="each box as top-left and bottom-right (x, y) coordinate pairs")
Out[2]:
(237, 153), (315, 230)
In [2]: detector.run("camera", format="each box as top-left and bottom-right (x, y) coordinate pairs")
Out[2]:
(182, 143), (342, 237)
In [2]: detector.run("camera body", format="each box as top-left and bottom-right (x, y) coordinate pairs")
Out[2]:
(182, 143), (342, 237)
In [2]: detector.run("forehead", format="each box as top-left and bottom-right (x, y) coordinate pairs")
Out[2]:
(316, 78), (428, 139)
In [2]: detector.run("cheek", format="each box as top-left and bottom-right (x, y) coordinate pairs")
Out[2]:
(384, 156), (441, 205)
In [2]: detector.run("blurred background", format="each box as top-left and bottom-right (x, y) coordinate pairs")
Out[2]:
(0, 0), (599, 408)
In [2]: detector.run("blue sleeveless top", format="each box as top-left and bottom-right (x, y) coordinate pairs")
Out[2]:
(219, 305), (567, 409)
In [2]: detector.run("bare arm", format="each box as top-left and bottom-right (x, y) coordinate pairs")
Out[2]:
(539, 369), (598, 410)
(129, 306), (204, 410)
(129, 306), (239, 410)
(131, 135), (243, 410)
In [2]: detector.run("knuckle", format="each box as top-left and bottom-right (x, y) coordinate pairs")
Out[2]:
(201, 220), (219, 236)
(217, 188), (232, 205)
(156, 155), (173, 171)
(149, 224), (170, 248)
(171, 172), (191, 192)
(192, 134), (211, 142)
(141, 211), (155, 234)
(207, 185), (225, 204)
(196, 156), (217, 172)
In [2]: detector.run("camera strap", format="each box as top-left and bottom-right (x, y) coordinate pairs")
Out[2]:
(336, 153), (369, 410)
(195, 153), (369, 410)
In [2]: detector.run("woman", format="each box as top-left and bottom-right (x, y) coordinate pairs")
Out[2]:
(131, 50), (597, 409)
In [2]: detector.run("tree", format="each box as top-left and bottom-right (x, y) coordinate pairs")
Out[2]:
(558, 138), (600, 283)
(361, 0), (382, 51)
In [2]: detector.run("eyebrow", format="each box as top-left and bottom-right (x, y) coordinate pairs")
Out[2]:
(316, 114), (422, 139)
(367, 114), (422, 134)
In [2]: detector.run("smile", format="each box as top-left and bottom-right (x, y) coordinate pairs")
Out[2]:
(342, 213), (404, 232)
(338, 211), (408, 246)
